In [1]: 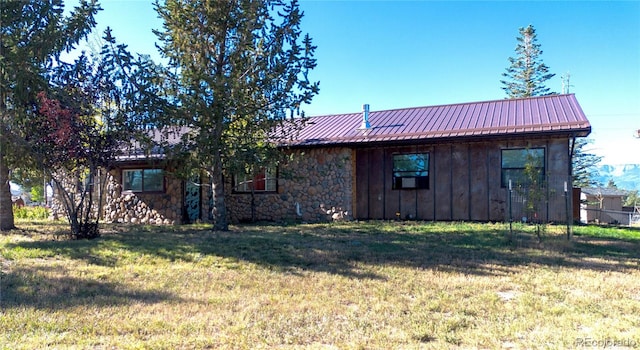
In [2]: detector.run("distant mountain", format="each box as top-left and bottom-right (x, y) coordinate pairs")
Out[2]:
(593, 164), (640, 191)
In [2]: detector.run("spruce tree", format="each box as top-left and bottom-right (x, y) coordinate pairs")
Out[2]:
(571, 138), (602, 188)
(501, 24), (555, 98)
(0, 0), (100, 230)
(154, 0), (319, 231)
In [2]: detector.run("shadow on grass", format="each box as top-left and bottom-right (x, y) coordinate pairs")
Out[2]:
(0, 264), (175, 310)
(4, 222), (640, 281)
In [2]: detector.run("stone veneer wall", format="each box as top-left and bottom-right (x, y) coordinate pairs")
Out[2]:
(49, 170), (101, 221)
(225, 147), (353, 223)
(102, 169), (182, 225)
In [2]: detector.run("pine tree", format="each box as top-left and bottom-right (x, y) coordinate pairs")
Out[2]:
(571, 138), (602, 188)
(0, 0), (100, 230)
(154, 0), (319, 231)
(501, 25), (556, 98)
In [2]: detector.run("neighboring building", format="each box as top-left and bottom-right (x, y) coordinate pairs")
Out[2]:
(580, 187), (629, 224)
(97, 93), (591, 224)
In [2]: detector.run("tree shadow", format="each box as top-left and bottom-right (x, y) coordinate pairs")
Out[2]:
(4, 222), (640, 281)
(196, 223), (640, 277)
(0, 264), (175, 310)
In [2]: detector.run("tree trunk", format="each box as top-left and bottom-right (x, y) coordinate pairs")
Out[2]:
(210, 161), (228, 231)
(0, 149), (15, 231)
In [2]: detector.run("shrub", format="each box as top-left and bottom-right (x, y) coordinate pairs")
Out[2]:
(13, 205), (50, 220)
(30, 185), (45, 203)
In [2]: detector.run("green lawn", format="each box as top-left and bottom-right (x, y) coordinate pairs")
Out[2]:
(1, 220), (639, 349)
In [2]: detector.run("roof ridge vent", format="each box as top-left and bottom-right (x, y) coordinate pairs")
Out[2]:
(359, 104), (371, 130)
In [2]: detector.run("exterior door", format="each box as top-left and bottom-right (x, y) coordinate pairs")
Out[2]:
(184, 175), (201, 223)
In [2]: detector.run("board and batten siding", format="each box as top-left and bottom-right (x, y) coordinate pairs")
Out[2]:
(353, 137), (571, 223)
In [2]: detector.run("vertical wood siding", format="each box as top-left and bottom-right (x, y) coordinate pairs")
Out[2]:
(451, 143), (469, 220)
(354, 137), (571, 223)
(434, 145), (452, 220)
(469, 143), (489, 220)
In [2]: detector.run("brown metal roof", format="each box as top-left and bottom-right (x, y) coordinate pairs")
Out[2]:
(288, 94), (591, 147)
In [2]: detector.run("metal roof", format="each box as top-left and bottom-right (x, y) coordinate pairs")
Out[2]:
(581, 187), (629, 197)
(288, 94), (591, 147)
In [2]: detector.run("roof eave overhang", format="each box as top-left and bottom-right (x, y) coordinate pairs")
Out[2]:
(280, 127), (592, 149)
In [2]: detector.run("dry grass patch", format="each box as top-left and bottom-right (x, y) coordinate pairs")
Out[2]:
(1, 220), (640, 349)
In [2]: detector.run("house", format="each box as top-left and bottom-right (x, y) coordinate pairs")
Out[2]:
(580, 187), (629, 224)
(98, 93), (591, 225)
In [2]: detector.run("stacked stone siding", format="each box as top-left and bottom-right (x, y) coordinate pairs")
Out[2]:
(226, 147), (353, 223)
(59, 147), (354, 226)
(102, 169), (182, 225)
(49, 170), (102, 221)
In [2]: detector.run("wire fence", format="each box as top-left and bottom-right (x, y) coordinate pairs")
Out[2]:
(581, 208), (640, 226)
(506, 175), (574, 239)
(505, 174), (640, 232)
(506, 175), (573, 223)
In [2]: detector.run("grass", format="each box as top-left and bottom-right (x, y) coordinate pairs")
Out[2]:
(1, 220), (640, 349)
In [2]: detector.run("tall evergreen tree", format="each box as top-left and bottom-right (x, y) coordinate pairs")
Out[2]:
(0, 0), (100, 230)
(571, 138), (602, 188)
(154, 0), (319, 231)
(501, 24), (555, 98)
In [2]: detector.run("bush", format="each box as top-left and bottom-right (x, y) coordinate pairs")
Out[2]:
(13, 205), (50, 220)
(30, 185), (45, 203)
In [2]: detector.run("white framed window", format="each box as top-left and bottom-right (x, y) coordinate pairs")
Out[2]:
(233, 167), (277, 193)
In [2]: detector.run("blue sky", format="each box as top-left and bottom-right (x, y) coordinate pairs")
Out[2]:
(66, 0), (640, 165)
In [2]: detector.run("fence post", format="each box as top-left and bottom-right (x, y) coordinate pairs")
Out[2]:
(508, 179), (513, 241)
(564, 181), (572, 240)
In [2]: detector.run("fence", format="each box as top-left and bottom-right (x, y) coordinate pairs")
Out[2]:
(506, 175), (573, 224)
(506, 175), (640, 232)
(581, 208), (640, 226)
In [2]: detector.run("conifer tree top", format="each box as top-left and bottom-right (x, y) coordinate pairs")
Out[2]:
(500, 24), (556, 98)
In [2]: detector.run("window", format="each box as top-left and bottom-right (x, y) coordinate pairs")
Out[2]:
(234, 167), (277, 193)
(501, 148), (545, 188)
(393, 153), (429, 189)
(123, 169), (164, 192)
